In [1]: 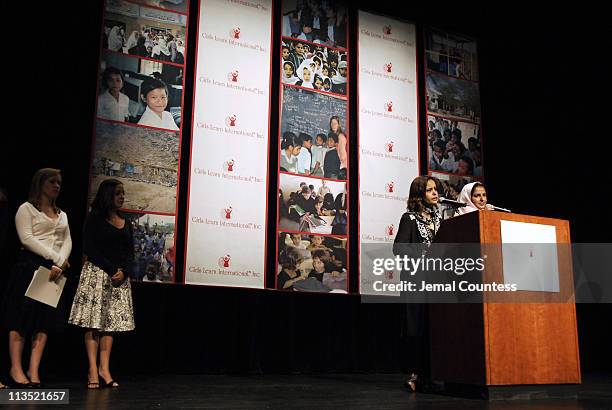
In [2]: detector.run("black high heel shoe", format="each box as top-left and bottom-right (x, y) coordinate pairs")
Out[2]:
(9, 376), (31, 389)
(99, 375), (119, 388)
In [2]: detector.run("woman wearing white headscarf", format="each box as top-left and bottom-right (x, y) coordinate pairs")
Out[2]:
(282, 61), (300, 85)
(108, 26), (124, 52)
(125, 31), (139, 51)
(296, 59), (314, 89)
(151, 38), (171, 61)
(454, 182), (493, 216)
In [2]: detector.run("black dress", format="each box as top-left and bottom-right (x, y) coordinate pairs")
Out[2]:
(393, 208), (441, 376)
(1, 203), (72, 335)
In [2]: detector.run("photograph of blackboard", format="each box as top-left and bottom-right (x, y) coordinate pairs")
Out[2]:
(280, 85), (348, 179)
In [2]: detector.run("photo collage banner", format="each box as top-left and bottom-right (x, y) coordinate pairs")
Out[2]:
(184, 0), (273, 288)
(424, 27), (484, 219)
(89, 0), (190, 283)
(357, 12), (420, 295)
(277, 0), (349, 293)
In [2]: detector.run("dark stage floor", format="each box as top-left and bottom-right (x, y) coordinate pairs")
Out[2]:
(4, 373), (612, 409)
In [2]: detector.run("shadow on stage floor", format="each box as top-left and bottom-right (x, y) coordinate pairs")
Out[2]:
(6, 373), (612, 409)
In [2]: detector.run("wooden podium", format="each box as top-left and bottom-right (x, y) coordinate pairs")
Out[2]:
(429, 211), (581, 388)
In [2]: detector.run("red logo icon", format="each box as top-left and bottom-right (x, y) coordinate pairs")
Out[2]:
(386, 224), (395, 236)
(231, 27), (241, 39)
(226, 114), (237, 127)
(228, 70), (239, 82)
(384, 62), (392, 73)
(386, 141), (394, 153)
(385, 101), (393, 112)
(385, 270), (394, 280)
(224, 159), (235, 172)
(383, 25), (392, 35)
(386, 182), (394, 193)
(223, 206), (233, 220)
(218, 254), (231, 268)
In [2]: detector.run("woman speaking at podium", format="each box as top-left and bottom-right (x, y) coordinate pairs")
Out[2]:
(393, 175), (442, 392)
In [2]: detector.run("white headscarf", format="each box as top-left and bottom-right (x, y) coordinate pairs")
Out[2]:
(152, 38), (170, 57)
(455, 182), (481, 216)
(108, 26), (124, 51)
(126, 31), (139, 50)
(297, 59), (314, 89)
(282, 61), (300, 85)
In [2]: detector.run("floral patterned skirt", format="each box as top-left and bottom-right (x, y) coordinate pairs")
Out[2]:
(68, 262), (135, 332)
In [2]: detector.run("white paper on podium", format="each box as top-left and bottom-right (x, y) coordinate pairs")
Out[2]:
(24, 266), (67, 308)
(500, 220), (560, 292)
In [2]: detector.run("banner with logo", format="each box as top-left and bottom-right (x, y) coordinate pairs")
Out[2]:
(276, 0), (350, 293)
(88, 0), (190, 283)
(424, 27), (483, 196)
(357, 11), (420, 295)
(184, 0), (272, 288)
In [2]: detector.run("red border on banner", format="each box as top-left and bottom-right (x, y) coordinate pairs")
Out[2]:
(423, 26), (484, 183)
(89, 0), (191, 285)
(95, 117), (182, 135)
(103, 49), (186, 68)
(124, 0), (189, 16)
(356, 12), (421, 294)
(183, 0), (274, 290)
(275, 7), (350, 294)
(281, 82), (348, 99)
(280, 35), (347, 52)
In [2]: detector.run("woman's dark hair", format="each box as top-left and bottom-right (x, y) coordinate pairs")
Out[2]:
(281, 132), (302, 150)
(280, 246), (302, 271)
(140, 78), (168, 101)
(470, 182), (485, 197)
(28, 168), (62, 214)
(311, 248), (332, 265)
(313, 73), (323, 86)
(407, 176), (440, 213)
(101, 66), (124, 89)
(90, 178), (123, 219)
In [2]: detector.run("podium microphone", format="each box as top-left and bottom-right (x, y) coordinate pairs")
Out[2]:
(488, 204), (512, 213)
(439, 197), (467, 207)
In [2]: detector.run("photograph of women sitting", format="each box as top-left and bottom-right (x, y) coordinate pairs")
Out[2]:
(278, 175), (347, 235)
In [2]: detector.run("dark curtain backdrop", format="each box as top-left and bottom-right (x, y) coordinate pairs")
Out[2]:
(1, 1), (609, 378)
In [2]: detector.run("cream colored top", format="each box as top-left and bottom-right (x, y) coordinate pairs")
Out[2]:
(15, 202), (72, 267)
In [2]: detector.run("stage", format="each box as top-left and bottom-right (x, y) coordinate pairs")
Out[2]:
(8, 373), (611, 409)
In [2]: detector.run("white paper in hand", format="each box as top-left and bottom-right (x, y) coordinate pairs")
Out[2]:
(24, 266), (67, 308)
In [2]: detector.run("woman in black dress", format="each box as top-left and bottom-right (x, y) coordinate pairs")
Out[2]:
(2, 168), (72, 388)
(68, 179), (135, 389)
(393, 175), (442, 392)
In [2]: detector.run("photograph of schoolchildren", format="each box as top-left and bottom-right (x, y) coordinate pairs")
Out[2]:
(103, 0), (187, 64)
(425, 28), (479, 82)
(128, 212), (176, 283)
(278, 174), (347, 235)
(282, 0), (348, 49)
(276, 232), (347, 292)
(427, 115), (482, 177)
(280, 86), (348, 179)
(282, 38), (348, 95)
(97, 51), (183, 131)
(90, 120), (179, 214)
